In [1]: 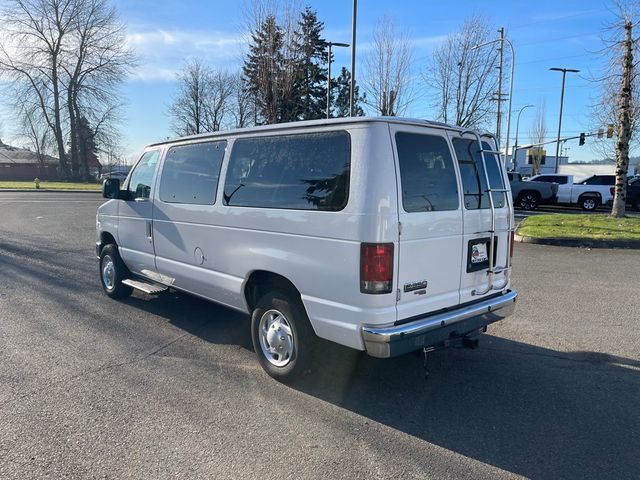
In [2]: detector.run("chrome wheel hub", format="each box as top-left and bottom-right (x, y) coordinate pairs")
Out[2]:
(102, 255), (115, 290)
(259, 309), (294, 367)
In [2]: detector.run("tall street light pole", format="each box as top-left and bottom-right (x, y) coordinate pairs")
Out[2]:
(349, 0), (357, 117)
(473, 30), (515, 163)
(513, 104), (534, 170)
(550, 67), (580, 173)
(325, 42), (350, 119)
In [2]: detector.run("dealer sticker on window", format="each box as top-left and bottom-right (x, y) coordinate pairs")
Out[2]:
(471, 242), (488, 264)
(467, 237), (496, 273)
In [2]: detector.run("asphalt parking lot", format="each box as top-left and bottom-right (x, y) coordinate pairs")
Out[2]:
(1, 192), (639, 479)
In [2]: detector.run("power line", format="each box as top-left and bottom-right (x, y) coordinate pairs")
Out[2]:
(518, 52), (593, 66)
(517, 31), (601, 48)
(509, 9), (602, 30)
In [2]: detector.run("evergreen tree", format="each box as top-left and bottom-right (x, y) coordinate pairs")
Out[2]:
(332, 67), (365, 117)
(243, 15), (284, 124)
(291, 7), (327, 121)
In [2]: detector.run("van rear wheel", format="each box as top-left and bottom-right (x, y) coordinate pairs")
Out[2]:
(99, 244), (133, 299)
(251, 291), (316, 382)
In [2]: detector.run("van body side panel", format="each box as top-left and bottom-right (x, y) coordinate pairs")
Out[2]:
(96, 199), (120, 246)
(152, 124), (399, 350)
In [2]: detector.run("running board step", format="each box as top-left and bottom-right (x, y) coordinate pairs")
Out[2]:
(122, 279), (167, 295)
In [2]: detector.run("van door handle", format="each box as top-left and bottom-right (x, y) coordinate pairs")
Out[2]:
(146, 221), (153, 241)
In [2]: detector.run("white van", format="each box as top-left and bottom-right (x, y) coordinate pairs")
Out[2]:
(97, 118), (517, 381)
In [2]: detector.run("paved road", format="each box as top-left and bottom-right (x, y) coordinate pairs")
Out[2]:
(1, 192), (639, 479)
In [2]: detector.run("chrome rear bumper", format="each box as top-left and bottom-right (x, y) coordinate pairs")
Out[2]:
(362, 290), (518, 358)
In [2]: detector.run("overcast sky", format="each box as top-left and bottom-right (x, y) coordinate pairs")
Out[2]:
(0, 0), (624, 163)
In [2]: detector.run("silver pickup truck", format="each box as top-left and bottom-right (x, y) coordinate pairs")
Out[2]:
(507, 172), (558, 210)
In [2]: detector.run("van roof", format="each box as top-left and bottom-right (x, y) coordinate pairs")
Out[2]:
(147, 117), (482, 148)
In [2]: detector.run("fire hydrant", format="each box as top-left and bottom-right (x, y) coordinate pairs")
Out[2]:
(34, 177), (41, 189)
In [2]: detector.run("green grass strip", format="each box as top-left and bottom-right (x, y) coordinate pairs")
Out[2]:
(0, 181), (101, 191)
(517, 214), (640, 241)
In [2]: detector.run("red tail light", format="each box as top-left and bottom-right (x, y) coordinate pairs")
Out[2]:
(360, 243), (394, 294)
(610, 187), (615, 196)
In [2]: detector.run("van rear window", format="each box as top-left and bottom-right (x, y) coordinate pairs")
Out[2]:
(453, 138), (506, 210)
(223, 131), (350, 211)
(395, 132), (459, 212)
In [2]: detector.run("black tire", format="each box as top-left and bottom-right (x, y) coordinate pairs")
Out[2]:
(99, 244), (133, 299)
(251, 291), (317, 383)
(517, 191), (540, 210)
(580, 195), (599, 211)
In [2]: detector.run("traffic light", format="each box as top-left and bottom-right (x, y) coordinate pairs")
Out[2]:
(607, 124), (614, 138)
(579, 132), (586, 146)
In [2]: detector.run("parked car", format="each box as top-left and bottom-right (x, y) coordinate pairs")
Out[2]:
(628, 177), (640, 211)
(96, 118), (517, 381)
(99, 172), (127, 182)
(609, 176), (640, 211)
(529, 174), (615, 210)
(507, 171), (558, 210)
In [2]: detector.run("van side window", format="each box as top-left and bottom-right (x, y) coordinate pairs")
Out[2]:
(453, 139), (506, 209)
(223, 131), (350, 211)
(159, 141), (226, 205)
(127, 150), (160, 200)
(395, 132), (459, 212)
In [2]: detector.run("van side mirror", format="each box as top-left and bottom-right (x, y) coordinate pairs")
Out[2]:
(103, 178), (122, 199)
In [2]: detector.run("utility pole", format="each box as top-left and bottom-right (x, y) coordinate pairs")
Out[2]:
(349, 0), (357, 117)
(325, 42), (350, 119)
(495, 27), (504, 145)
(612, 21), (633, 217)
(327, 42), (332, 119)
(550, 67), (580, 173)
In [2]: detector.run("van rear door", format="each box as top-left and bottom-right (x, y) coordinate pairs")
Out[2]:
(391, 124), (463, 321)
(450, 133), (512, 304)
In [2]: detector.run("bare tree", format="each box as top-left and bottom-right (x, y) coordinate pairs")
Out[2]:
(17, 100), (55, 178)
(529, 101), (548, 176)
(0, 0), (81, 178)
(0, 0), (134, 180)
(64, 0), (135, 180)
(611, 19), (634, 217)
(229, 72), (255, 129)
(168, 59), (235, 136)
(590, 2), (640, 216)
(206, 70), (235, 131)
(363, 15), (414, 116)
(427, 15), (500, 128)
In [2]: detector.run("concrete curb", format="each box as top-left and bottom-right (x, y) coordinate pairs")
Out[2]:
(514, 233), (640, 249)
(0, 188), (101, 194)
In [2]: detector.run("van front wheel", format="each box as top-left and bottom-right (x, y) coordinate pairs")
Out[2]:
(251, 291), (316, 382)
(99, 244), (133, 299)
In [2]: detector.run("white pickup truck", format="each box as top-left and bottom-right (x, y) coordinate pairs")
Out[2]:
(528, 174), (615, 210)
